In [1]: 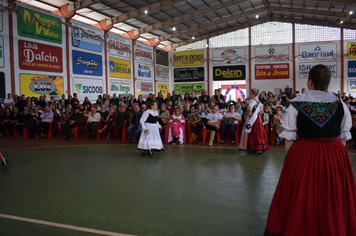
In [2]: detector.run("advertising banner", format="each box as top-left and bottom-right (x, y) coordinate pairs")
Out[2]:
(213, 65), (246, 81)
(348, 80), (356, 92)
(156, 65), (169, 81)
(72, 24), (103, 52)
(136, 81), (153, 100)
(173, 50), (204, 67)
(0, 72), (5, 102)
(174, 67), (204, 82)
(109, 79), (132, 96)
(174, 83), (205, 95)
(348, 42), (356, 59)
(299, 43), (337, 61)
(0, 36), (3, 68)
(348, 61), (356, 77)
(136, 62), (153, 80)
(17, 7), (62, 44)
(254, 45), (289, 63)
(212, 48), (246, 64)
(107, 34), (131, 59)
(135, 42), (153, 63)
(300, 61), (337, 79)
(73, 77), (103, 101)
(156, 49), (169, 66)
(109, 57), (131, 79)
(255, 63), (289, 79)
(20, 74), (64, 98)
(156, 83), (170, 98)
(18, 40), (63, 72)
(72, 50), (102, 76)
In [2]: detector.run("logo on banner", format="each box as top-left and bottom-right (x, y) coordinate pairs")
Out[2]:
(348, 80), (356, 92)
(20, 74), (64, 97)
(299, 62), (337, 79)
(213, 65), (246, 81)
(109, 57), (131, 79)
(348, 42), (356, 59)
(348, 61), (356, 77)
(156, 66), (169, 81)
(108, 37), (131, 58)
(220, 49), (239, 63)
(110, 80), (131, 95)
(74, 83), (103, 94)
(137, 63), (152, 79)
(72, 51), (102, 76)
(173, 51), (205, 67)
(254, 46), (289, 62)
(268, 48), (275, 55)
(72, 25), (102, 52)
(255, 64), (289, 79)
(174, 67), (204, 82)
(299, 43), (336, 60)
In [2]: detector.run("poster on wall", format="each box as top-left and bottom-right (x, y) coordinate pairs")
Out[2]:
(20, 74), (64, 98)
(73, 77), (103, 101)
(17, 7), (62, 44)
(156, 65), (169, 81)
(299, 43), (337, 61)
(348, 42), (356, 59)
(213, 65), (246, 81)
(136, 62), (152, 80)
(109, 79), (131, 96)
(107, 34), (131, 59)
(19, 40), (63, 72)
(0, 72), (5, 102)
(212, 48), (246, 64)
(72, 24), (102, 52)
(156, 49), (169, 66)
(156, 83), (170, 98)
(300, 62), (337, 79)
(135, 43), (152, 63)
(254, 45), (289, 63)
(348, 61), (356, 77)
(174, 67), (204, 82)
(174, 83), (205, 95)
(0, 36), (3, 68)
(255, 64), (289, 79)
(136, 81), (153, 100)
(109, 57), (131, 79)
(72, 50), (102, 76)
(173, 50), (204, 67)
(348, 79), (356, 92)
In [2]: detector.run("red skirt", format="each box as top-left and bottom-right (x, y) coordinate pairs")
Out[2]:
(246, 116), (269, 151)
(265, 138), (356, 236)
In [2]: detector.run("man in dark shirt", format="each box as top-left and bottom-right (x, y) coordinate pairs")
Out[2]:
(110, 93), (120, 107)
(189, 91), (199, 109)
(15, 95), (28, 113)
(199, 90), (211, 104)
(62, 106), (84, 140)
(157, 92), (165, 107)
(15, 106), (32, 138)
(127, 103), (142, 142)
(107, 106), (129, 139)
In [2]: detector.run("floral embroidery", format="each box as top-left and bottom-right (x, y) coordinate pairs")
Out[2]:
(292, 101), (339, 127)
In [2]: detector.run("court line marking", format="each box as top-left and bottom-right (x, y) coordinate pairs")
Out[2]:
(0, 213), (136, 236)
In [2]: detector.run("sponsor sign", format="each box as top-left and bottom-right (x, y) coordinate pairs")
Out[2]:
(109, 57), (131, 79)
(174, 83), (205, 95)
(254, 46), (289, 63)
(348, 42), (356, 59)
(18, 40), (63, 72)
(156, 65), (169, 81)
(109, 79), (132, 96)
(107, 34), (131, 59)
(135, 42), (153, 63)
(0, 36), (3, 68)
(0, 72), (5, 102)
(348, 80), (356, 92)
(72, 50), (102, 76)
(74, 77), (103, 101)
(299, 43), (337, 60)
(136, 62), (152, 80)
(72, 24), (103, 52)
(213, 65), (246, 81)
(156, 83), (170, 98)
(255, 63), (289, 79)
(212, 48), (246, 64)
(20, 74), (64, 98)
(348, 61), (356, 77)
(17, 7), (62, 44)
(174, 67), (204, 82)
(300, 62), (337, 79)
(136, 81), (153, 100)
(173, 50), (204, 67)
(156, 49), (169, 66)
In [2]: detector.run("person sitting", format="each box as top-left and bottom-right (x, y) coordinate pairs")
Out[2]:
(220, 105), (242, 144)
(158, 103), (170, 127)
(110, 93), (120, 107)
(107, 106), (129, 139)
(206, 105), (224, 146)
(166, 100), (174, 115)
(15, 106), (32, 138)
(141, 104), (146, 112)
(204, 103), (212, 113)
(182, 104), (190, 119)
(235, 102), (244, 116)
(273, 105), (284, 146)
(189, 91), (199, 109)
(175, 95), (185, 106)
(128, 103), (142, 143)
(36, 105), (53, 138)
(216, 98), (226, 110)
(165, 107), (186, 145)
(83, 97), (92, 111)
(98, 104), (109, 120)
(2, 107), (12, 136)
(83, 107), (101, 139)
(10, 107), (20, 135)
(99, 106), (116, 138)
(25, 107), (41, 138)
(62, 106), (84, 140)
(187, 106), (202, 144)
(197, 103), (208, 117)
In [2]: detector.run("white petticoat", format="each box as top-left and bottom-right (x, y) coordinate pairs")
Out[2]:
(138, 123), (164, 150)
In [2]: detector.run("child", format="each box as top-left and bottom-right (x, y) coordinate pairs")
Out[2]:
(273, 105), (284, 145)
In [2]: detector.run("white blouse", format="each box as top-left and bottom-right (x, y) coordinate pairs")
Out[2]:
(225, 112), (241, 125)
(169, 114), (185, 123)
(280, 90), (352, 141)
(140, 109), (160, 130)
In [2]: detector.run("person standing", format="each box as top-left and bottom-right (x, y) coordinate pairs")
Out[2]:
(264, 65), (356, 236)
(3, 93), (14, 110)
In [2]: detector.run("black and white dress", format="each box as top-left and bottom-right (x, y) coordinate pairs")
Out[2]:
(138, 109), (164, 151)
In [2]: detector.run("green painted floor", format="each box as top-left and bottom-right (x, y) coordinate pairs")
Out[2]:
(0, 146), (355, 236)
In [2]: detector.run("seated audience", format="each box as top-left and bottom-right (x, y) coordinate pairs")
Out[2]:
(107, 106), (129, 139)
(36, 105), (53, 138)
(62, 106), (84, 140)
(99, 106), (116, 139)
(127, 103), (142, 143)
(158, 103), (170, 127)
(166, 107), (186, 145)
(83, 107), (101, 139)
(220, 105), (241, 144)
(206, 105), (223, 146)
(187, 106), (202, 144)
(1, 107), (12, 136)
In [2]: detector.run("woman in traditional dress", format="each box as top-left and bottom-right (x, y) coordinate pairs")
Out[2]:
(165, 107), (186, 145)
(264, 65), (356, 236)
(238, 88), (269, 154)
(138, 100), (164, 155)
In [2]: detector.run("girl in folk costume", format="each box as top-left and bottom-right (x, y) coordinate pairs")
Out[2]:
(165, 107), (186, 145)
(138, 100), (164, 155)
(265, 65), (356, 236)
(238, 88), (269, 154)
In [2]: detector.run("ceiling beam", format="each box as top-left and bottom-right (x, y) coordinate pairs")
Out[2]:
(299, 0), (356, 6)
(110, 0), (187, 25)
(67, 0), (102, 12)
(270, 6), (356, 18)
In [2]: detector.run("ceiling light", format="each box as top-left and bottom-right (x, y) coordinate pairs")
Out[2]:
(256, 15), (259, 19)
(172, 27), (176, 31)
(340, 20), (344, 24)
(262, 28), (265, 31)
(144, 10), (148, 14)
(350, 11), (354, 15)
(192, 36), (195, 40)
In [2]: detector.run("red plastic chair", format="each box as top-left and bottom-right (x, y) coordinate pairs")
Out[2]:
(85, 117), (103, 139)
(72, 117), (87, 139)
(202, 123), (221, 144)
(36, 120), (53, 139)
(113, 123), (127, 140)
(270, 119), (275, 146)
(223, 123), (240, 145)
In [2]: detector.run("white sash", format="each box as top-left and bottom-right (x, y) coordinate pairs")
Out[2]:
(245, 102), (262, 133)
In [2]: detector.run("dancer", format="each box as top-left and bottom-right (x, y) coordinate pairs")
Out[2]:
(265, 65), (356, 236)
(238, 88), (269, 154)
(138, 100), (164, 155)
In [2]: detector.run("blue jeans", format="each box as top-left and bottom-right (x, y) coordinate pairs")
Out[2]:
(220, 124), (237, 142)
(128, 124), (141, 140)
